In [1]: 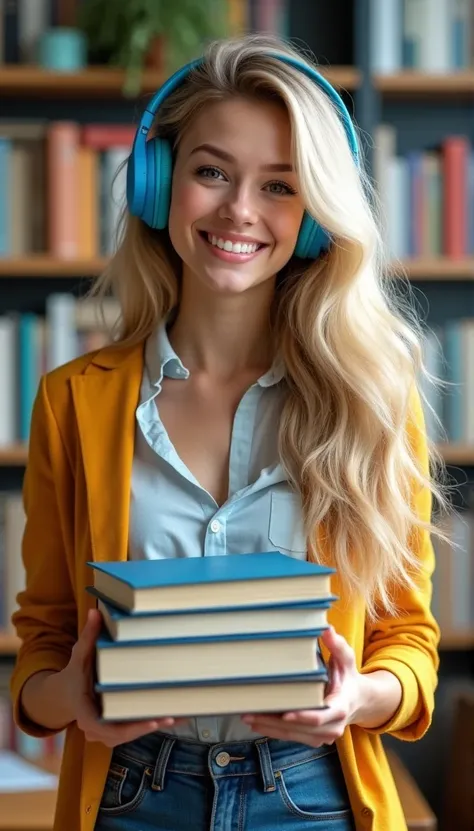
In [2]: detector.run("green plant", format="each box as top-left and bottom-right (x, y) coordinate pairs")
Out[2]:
(78, 0), (229, 96)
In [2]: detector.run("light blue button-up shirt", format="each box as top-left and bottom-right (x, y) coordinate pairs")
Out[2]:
(129, 322), (309, 742)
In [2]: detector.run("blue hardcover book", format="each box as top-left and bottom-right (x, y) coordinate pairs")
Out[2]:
(19, 313), (40, 442)
(96, 626), (326, 686)
(88, 552), (334, 614)
(95, 670), (329, 721)
(87, 585), (335, 642)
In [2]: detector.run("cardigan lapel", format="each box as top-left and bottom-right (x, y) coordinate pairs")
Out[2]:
(70, 342), (144, 565)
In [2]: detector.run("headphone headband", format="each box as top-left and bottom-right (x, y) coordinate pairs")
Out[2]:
(137, 54), (359, 160)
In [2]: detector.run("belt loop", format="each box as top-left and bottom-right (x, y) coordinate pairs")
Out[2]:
(151, 736), (176, 791)
(255, 738), (276, 793)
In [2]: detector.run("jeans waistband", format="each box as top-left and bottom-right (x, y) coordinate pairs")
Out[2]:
(113, 732), (335, 793)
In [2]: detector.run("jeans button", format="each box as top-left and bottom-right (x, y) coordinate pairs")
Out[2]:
(215, 751), (231, 767)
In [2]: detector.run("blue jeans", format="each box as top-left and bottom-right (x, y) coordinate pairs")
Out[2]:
(94, 731), (356, 830)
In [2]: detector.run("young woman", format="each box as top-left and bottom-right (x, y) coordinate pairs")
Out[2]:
(10, 33), (445, 831)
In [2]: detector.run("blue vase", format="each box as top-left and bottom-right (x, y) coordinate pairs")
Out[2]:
(38, 28), (87, 72)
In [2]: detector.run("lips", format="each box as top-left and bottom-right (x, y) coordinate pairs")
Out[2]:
(198, 231), (268, 262)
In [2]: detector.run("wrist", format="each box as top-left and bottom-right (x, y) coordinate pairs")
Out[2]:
(350, 670), (403, 730)
(19, 668), (75, 733)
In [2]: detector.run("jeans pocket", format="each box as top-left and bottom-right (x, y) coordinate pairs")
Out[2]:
(99, 755), (151, 816)
(276, 746), (353, 822)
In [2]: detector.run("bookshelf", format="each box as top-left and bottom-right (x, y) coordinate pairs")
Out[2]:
(0, 0), (473, 825)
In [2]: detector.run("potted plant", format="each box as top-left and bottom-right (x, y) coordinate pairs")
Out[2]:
(78, 0), (229, 96)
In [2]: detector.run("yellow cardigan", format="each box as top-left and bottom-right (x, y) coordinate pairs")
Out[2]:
(10, 341), (440, 831)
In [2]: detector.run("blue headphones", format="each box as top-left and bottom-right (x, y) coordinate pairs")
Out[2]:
(126, 54), (360, 260)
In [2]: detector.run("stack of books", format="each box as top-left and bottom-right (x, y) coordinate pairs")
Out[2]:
(87, 552), (337, 722)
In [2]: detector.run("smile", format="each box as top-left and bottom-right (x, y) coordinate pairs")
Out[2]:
(199, 232), (268, 262)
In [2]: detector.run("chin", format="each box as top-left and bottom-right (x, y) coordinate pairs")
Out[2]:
(201, 269), (270, 295)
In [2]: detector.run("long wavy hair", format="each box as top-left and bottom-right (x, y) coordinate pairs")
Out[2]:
(91, 33), (448, 619)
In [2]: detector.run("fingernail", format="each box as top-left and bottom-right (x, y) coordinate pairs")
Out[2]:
(242, 715), (254, 723)
(282, 713), (296, 721)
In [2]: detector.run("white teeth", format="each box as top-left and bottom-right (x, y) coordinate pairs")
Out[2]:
(207, 233), (259, 254)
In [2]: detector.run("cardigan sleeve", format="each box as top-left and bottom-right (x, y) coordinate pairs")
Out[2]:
(360, 385), (441, 741)
(9, 375), (78, 738)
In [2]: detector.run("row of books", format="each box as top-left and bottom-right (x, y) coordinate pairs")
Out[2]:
(370, 0), (474, 74)
(374, 126), (474, 260)
(90, 551), (334, 722)
(0, 294), (118, 445)
(0, 121), (136, 260)
(0, 694), (64, 761)
(432, 509), (474, 633)
(421, 321), (474, 445)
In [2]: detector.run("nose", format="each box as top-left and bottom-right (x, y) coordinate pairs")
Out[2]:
(217, 183), (259, 226)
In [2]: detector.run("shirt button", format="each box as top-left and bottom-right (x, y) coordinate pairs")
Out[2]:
(201, 729), (210, 739)
(210, 519), (221, 533)
(361, 807), (372, 817)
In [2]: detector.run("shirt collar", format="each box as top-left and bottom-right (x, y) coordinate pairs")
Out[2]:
(145, 320), (285, 388)
(145, 321), (190, 386)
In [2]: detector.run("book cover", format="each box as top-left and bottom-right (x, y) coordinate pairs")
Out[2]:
(88, 552), (335, 613)
(88, 551), (334, 589)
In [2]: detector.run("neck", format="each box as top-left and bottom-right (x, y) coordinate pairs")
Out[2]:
(168, 274), (276, 382)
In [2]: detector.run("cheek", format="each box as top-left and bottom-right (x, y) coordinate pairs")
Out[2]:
(170, 181), (214, 225)
(272, 206), (305, 250)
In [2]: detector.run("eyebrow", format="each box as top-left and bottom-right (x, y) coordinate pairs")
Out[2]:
(189, 142), (294, 173)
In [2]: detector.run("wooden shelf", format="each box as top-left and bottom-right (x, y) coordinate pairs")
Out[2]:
(0, 628), (471, 657)
(317, 65), (361, 90)
(0, 65), (163, 97)
(393, 258), (474, 280)
(1, 443), (474, 468)
(437, 444), (474, 465)
(440, 631), (474, 651)
(376, 70), (474, 96)
(0, 256), (108, 278)
(0, 631), (21, 655)
(0, 444), (28, 466)
(0, 64), (360, 97)
(1, 256), (473, 281)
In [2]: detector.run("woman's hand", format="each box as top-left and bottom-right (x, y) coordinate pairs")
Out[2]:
(63, 608), (185, 747)
(241, 626), (365, 747)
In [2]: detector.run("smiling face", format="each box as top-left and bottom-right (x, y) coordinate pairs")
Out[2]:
(167, 95), (305, 297)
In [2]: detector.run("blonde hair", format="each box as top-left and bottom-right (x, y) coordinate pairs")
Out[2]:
(92, 33), (448, 620)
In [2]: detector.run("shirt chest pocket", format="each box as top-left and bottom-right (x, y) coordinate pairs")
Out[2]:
(268, 491), (307, 556)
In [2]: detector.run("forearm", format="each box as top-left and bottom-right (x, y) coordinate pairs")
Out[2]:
(352, 670), (403, 730)
(20, 669), (75, 732)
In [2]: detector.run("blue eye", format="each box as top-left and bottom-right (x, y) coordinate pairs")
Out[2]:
(196, 165), (225, 180)
(265, 181), (298, 196)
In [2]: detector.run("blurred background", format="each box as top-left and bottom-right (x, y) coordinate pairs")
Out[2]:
(0, 1), (473, 830)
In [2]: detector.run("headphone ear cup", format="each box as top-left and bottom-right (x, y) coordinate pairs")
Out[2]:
(154, 138), (173, 229)
(295, 211), (331, 259)
(141, 138), (157, 227)
(140, 137), (173, 229)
